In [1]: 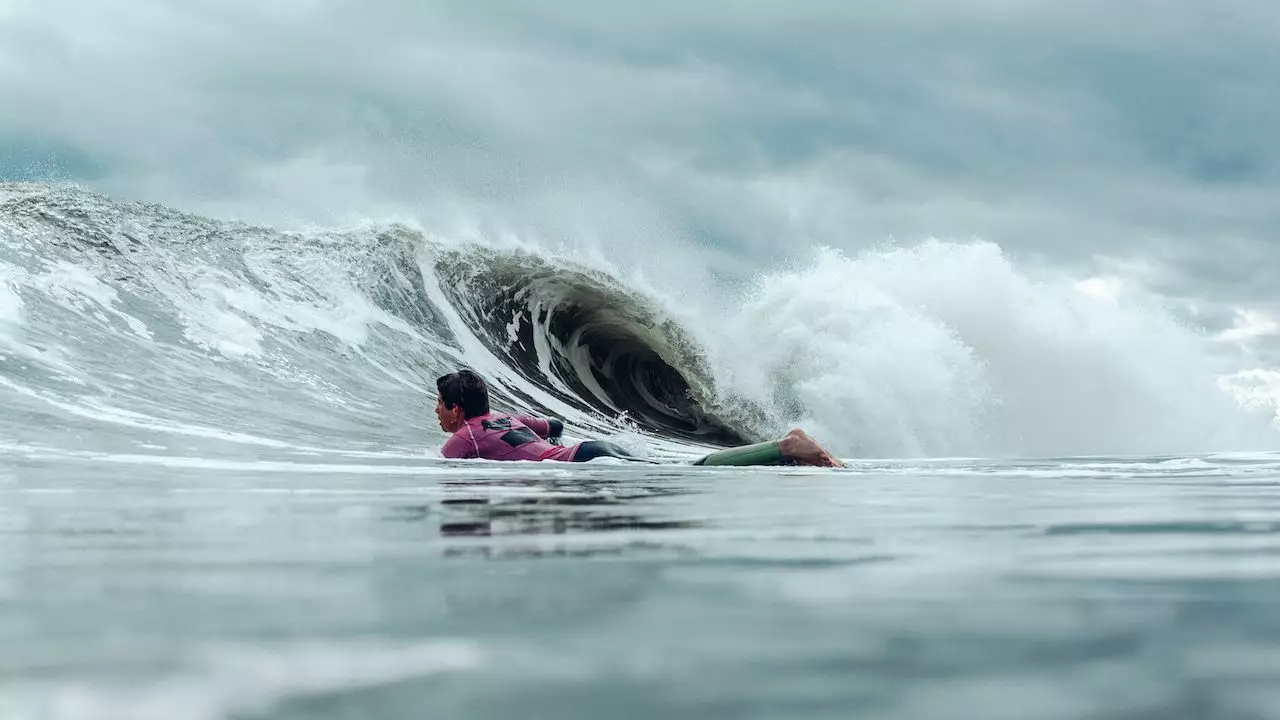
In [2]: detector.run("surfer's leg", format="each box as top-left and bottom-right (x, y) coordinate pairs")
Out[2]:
(692, 429), (843, 468)
(571, 440), (654, 463)
(691, 440), (786, 466)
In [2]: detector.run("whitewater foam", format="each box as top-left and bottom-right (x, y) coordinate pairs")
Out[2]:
(706, 242), (1278, 457)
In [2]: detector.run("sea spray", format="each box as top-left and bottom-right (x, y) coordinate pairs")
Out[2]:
(710, 242), (1277, 456)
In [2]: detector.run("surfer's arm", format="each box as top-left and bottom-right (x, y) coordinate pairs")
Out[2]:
(515, 416), (564, 443)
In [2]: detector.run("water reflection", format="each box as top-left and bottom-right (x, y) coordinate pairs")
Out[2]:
(435, 496), (703, 537)
(386, 474), (705, 559)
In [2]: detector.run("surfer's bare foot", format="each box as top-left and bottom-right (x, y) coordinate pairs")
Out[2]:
(778, 428), (844, 468)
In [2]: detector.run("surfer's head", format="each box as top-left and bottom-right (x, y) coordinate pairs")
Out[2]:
(435, 369), (490, 431)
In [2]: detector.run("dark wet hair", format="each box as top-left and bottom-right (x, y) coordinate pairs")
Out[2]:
(436, 369), (490, 419)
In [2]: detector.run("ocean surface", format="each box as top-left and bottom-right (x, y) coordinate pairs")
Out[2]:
(4, 182), (1280, 719)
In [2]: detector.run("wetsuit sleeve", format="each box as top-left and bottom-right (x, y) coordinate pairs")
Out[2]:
(441, 432), (478, 459)
(514, 416), (563, 440)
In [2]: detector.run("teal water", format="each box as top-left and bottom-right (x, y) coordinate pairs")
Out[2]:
(6, 452), (1280, 720)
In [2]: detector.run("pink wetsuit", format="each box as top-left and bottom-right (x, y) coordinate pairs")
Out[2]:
(440, 413), (580, 461)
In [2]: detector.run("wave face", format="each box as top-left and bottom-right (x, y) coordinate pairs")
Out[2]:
(0, 182), (1276, 461)
(430, 248), (750, 445)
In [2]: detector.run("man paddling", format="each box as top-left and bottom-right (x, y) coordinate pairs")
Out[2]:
(435, 370), (843, 468)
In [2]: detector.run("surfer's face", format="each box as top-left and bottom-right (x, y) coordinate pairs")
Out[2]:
(435, 394), (463, 433)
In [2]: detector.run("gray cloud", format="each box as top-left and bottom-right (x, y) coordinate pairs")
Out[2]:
(2, 0), (1279, 338)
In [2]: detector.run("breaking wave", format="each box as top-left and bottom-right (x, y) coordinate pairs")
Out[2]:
(0, 182), (1275, 461)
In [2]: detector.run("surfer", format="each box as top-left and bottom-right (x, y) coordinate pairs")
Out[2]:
(435, 370), (843, 468)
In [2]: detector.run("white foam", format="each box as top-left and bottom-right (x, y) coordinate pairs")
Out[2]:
(179, 275), (266, 358)
(35, 260), (153, 339)
(234, 242), (423, 347)
(1220, 369), (1280, 430)
(706, 241), (1278, 457)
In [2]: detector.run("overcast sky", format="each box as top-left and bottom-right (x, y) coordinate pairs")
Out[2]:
(2, 0), (1278, 352)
